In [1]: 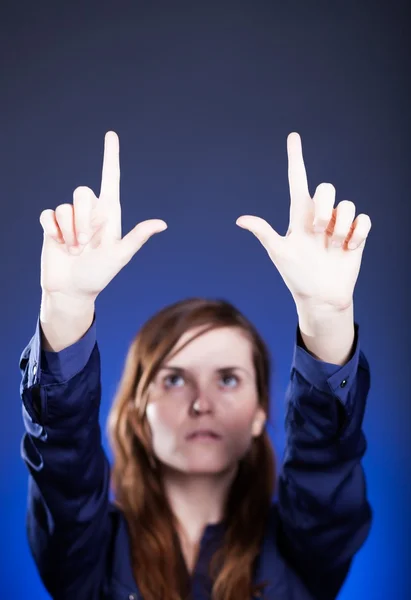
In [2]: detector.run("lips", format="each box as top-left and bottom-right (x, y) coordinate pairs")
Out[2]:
(186, 429), (222, 440)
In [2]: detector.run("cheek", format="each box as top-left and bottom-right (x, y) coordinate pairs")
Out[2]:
(222, 405), (258, 449)
(145, 401), (180, 448)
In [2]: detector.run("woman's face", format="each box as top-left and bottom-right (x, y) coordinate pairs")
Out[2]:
(145, 326), (267, 475)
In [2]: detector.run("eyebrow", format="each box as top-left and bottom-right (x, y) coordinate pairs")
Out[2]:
(158, 365), (252, 377)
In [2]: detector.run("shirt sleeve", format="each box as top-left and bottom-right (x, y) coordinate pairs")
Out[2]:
(40, 313), (97, 382)
(18, 310), (112, 599)
(18, 311), (97, 425)
(275, 321), (373, 600)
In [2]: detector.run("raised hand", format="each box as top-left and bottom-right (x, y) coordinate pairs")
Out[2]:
(236, 132), (372, 312)
(39, 131), (167, 301)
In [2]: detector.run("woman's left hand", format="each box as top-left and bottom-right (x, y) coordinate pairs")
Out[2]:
(236, 132), (372, 312)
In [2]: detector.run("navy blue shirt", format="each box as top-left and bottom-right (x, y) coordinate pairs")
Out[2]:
(19, 312), (372, 600)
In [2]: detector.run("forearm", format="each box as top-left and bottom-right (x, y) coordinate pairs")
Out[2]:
(40, 291), (95, 352)
(277, 331), (372, 594)
(296, 301), (355, 366)
(21, 336), (111, 595)
(22, 338), (106, 503)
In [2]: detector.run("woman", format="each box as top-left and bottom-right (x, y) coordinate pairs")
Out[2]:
(19, 131), (373, 600)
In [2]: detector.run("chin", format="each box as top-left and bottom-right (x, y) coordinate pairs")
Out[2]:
(182, 455), (237, 475)
(185, 464), (230, 475)
(161, 455), (234, 476)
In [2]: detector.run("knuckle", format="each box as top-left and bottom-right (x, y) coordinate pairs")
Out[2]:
(55, 203), (72, 214)
(54, 206), (72, 226)
(39, 208), (52, 223)
(73, 187), (93, 207)
(357, 213), (372, 228)
(318, 182), (336, 194)
(338, 199), (356, 211)
(73, 185), (91, 196)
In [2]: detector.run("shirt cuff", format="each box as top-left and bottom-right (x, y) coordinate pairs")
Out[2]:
(291, 321), (361, 407)
(38, 313), (97, 383)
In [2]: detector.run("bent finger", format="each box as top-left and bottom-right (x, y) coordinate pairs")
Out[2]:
(346, 214), (372, 250)
(55, 203), (76, 248)
(39, 209), (64, 243)
(73, 186), (95, 245)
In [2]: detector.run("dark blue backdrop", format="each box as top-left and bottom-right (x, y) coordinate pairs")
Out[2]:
(1, 1), (410, 598)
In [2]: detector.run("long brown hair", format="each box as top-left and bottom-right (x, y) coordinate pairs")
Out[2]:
(106, 297), (276, 599)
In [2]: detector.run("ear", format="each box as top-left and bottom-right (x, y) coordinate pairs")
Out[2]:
(251, 407), (267, 437)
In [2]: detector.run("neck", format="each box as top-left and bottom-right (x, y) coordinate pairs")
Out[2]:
(161, 464), (238, 545)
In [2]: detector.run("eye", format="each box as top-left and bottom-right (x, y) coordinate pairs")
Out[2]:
(164, 374), (185, 388)
(162, 372), (240, 390)
(220, 374), (240, 388)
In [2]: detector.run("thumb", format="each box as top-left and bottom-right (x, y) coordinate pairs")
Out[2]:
(118, 219), (168, 265)
(236, 215), (283, 254)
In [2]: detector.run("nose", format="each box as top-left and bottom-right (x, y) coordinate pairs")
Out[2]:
(190, 390), (214, 415)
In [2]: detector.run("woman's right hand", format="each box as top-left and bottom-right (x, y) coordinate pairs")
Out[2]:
(39, 131), (167, 301)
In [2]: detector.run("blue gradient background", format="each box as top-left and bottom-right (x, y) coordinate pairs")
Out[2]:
(1, 1), (410, 598)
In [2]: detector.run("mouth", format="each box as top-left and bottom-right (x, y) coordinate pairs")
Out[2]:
(186, 431), (222, 441)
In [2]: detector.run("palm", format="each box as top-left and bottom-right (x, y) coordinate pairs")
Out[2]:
(268, 215), (362, 310)
(40, 222), (123, 298)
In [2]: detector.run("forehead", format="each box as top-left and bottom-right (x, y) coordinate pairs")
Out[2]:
(164, 326), (253, 367)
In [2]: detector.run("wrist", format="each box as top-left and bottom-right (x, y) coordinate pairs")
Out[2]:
(40, 290), (96, 318)
(295, 302), (355, 365)
(40, 291), (95, 352)
(296, 301), (353, 335)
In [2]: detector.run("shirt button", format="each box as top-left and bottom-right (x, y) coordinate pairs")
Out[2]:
(128, 595), (136, 600)
(33, 362), (37, 376)
(340, 378), (348, 388)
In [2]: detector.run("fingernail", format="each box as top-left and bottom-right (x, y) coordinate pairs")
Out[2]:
(331, 240), (341, 248)
(313, 225), (325, 233)
(348, 242), (357, 250)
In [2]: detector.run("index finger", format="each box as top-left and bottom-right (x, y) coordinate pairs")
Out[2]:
(287, 132), (309, 201)
(99, 131), (120, 201)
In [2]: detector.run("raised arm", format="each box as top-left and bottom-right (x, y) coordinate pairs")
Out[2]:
(20, 305), (113, 598)
(275, 318), (372, 599)
(236, 131), (373, 597)
(20, 130), (167, 598)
